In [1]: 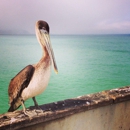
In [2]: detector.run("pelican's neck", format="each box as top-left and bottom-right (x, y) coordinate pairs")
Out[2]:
(42, 46), (49, 58)
(36, 46), (51, 69)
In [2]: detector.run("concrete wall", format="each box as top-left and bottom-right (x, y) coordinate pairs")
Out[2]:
(22, 100), (130, 130)
(0, 86), (130, 130)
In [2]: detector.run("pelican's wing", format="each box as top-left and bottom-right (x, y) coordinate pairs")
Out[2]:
(8, 65), (35, 111)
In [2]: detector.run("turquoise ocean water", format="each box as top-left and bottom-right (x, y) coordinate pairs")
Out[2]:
(0, 34), (130, 114)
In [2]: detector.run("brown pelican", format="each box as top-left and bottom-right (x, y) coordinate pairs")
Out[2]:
(8, 20), (58, 115)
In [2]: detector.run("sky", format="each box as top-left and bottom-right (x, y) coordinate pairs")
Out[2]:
(0, 0), (130, 34)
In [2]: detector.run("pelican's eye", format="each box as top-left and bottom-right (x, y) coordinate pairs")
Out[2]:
(39, 27), (48, 34)
(42, 28), (48, 34)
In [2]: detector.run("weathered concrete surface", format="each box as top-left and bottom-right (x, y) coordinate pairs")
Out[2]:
(0, 86), (130, 130)
(22, 100), (130, 130)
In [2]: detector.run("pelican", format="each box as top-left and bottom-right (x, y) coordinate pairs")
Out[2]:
(8, 20), (58, 115)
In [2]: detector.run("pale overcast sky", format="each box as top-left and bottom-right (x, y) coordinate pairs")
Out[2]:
(0, 0), (130, 34)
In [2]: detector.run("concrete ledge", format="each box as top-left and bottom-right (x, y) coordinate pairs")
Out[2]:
(0, 86), (130, 130)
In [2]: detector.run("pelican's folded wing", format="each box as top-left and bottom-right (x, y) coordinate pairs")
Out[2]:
(8, 65), (35, 111)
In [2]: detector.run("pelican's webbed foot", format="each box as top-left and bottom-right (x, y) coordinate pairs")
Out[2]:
(32, 97), (43, 114)
(21, 100), (36, 119)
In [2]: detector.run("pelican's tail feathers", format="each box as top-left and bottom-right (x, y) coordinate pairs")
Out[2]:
(8, 98), (22, 112)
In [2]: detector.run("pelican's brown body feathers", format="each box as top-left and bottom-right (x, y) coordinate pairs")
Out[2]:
(8, 55), (51, 112)
(8, 65), (35, 111)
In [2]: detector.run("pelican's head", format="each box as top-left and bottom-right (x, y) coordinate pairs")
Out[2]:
(35, 20), (58, 74)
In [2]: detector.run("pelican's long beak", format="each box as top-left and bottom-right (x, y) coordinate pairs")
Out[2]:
(40, 29), (58, 74)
